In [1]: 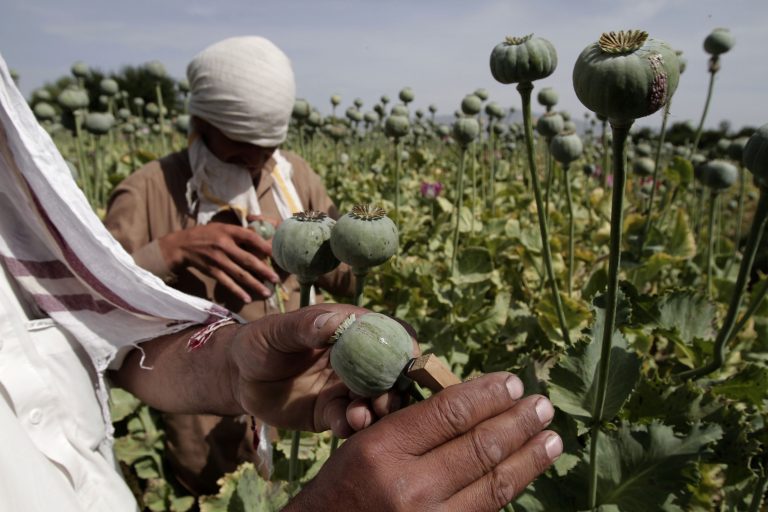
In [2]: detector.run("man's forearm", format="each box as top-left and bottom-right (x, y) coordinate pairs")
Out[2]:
(109, 323), (244, 416)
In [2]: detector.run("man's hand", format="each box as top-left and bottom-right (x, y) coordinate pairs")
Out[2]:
(157, 223), (279, 302)
(285, 373), (562, 512)
(229, 304), (417, 436)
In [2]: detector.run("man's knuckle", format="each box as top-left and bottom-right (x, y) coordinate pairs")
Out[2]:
(490, 465), (520, 507)
(434, 394), (474, 434)
(467, 425), (503, 471)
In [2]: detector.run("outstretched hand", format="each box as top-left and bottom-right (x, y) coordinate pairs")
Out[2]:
(229, 304), (418, 436)
(157, 222), (279, 302)
(286, 372), (562, 512)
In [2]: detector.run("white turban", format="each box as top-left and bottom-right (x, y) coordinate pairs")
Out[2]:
(187, 36), (296, 147)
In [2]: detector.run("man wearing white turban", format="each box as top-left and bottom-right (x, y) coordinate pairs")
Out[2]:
(104, 36), (354, 494)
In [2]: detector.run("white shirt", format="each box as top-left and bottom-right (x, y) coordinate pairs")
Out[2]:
(0, 260), (139, 511)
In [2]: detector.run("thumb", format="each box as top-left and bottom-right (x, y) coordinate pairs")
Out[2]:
(264, 304), (369, 353)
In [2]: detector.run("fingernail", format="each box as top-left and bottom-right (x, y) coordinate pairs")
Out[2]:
(536, 398), (555, 425)
(545, 433), (563, 461)
(242, 294), (252, 304)
(314, 312), (337, 329)
(506, 375), (524, 400)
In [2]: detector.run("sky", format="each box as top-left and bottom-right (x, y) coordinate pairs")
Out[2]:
(1, 0), (766, 131)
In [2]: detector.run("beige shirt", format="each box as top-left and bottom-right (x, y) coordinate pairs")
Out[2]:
(104, 149), (353, 320)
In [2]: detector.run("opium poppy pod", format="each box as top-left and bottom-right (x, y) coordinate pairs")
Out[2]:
(330, 205), (399, 273)
(537, 87), (559, 109)
(695, 159), (738, 191)
(704, 28), (734, 56)
(550, 131), (584, 166)
(490, 34), (558, 84)
(385, 115), (410, 139)
(84, 112), (115, 135)
(461, 94), (483, 116)
(536, 112), (564, 139)
(330, 313), (415, 397)
(573, 30), (680, 123)
(453, 117), (480, 148)
(271, 211), (339, 285)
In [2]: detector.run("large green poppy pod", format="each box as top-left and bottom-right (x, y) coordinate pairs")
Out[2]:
(57, 87), (89, 111)
(330, 204), (399, 273)
(175, 114), (191, 134)
(428, 104), (438, 114)
(563, 120), (577, 133)
(437, 124), (451, 137)
(144, 102), (160, 118)
(178, 79), (190, 94)
(632, 156), (655, 177)
(380, 95), (390, 105)
(704, 28), (734, 56)
(635, 142), (653, 157)
(398, 87), (414, 104)
(536, 111), (564, 139)
(453, 117), (480, 148)
(292, 98), (311, 120)
(696, 159), (738, 191)
(363, 111), (380, 124)
(391, 104), (409, 117)
(325, 123), (348, 141)
(84, 112), (115, 135)
(461, 94), (483, 116)
(133, 97), (145, 108)
(271, 210), (340, 285)
(385, 114), (410, 139)
(414, 109), (424, 120)
(573, 30), (680, 123)
(249, 219), (275, 240)
(307, 111), (323, 127)
(550, 130), (583, 165)
(490, 34), (558, 84)
(145, 60), (167, 80)
(346, 107), (363, 123)
(33, 102), (56, 121)
(492, 123), (506, 136)
(330, 94), (342, 107)
(743, 123), (768, 185)
(485, 101), (506, 119)
(330, 312), (414, 397)
(353, 97), (364, 109)
(71, 61), (90, 78)
(100, 78), (119, 97)
(474, 88), (489, 101)
(537, 87), (559, 109)
(33, 89), (52, 102)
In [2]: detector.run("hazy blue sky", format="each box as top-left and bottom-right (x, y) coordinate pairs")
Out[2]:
(1, 0), (766, 130)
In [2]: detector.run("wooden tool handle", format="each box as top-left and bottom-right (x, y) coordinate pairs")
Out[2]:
(405, 354), (461, 393)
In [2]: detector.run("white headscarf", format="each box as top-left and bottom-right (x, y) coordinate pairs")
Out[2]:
(187, 36), (296, 147)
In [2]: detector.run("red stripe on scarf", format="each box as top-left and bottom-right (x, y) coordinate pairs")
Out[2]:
(25, 187), (150, 315)
(2, 256), (73, 279)
(32, 293), (117, 314)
